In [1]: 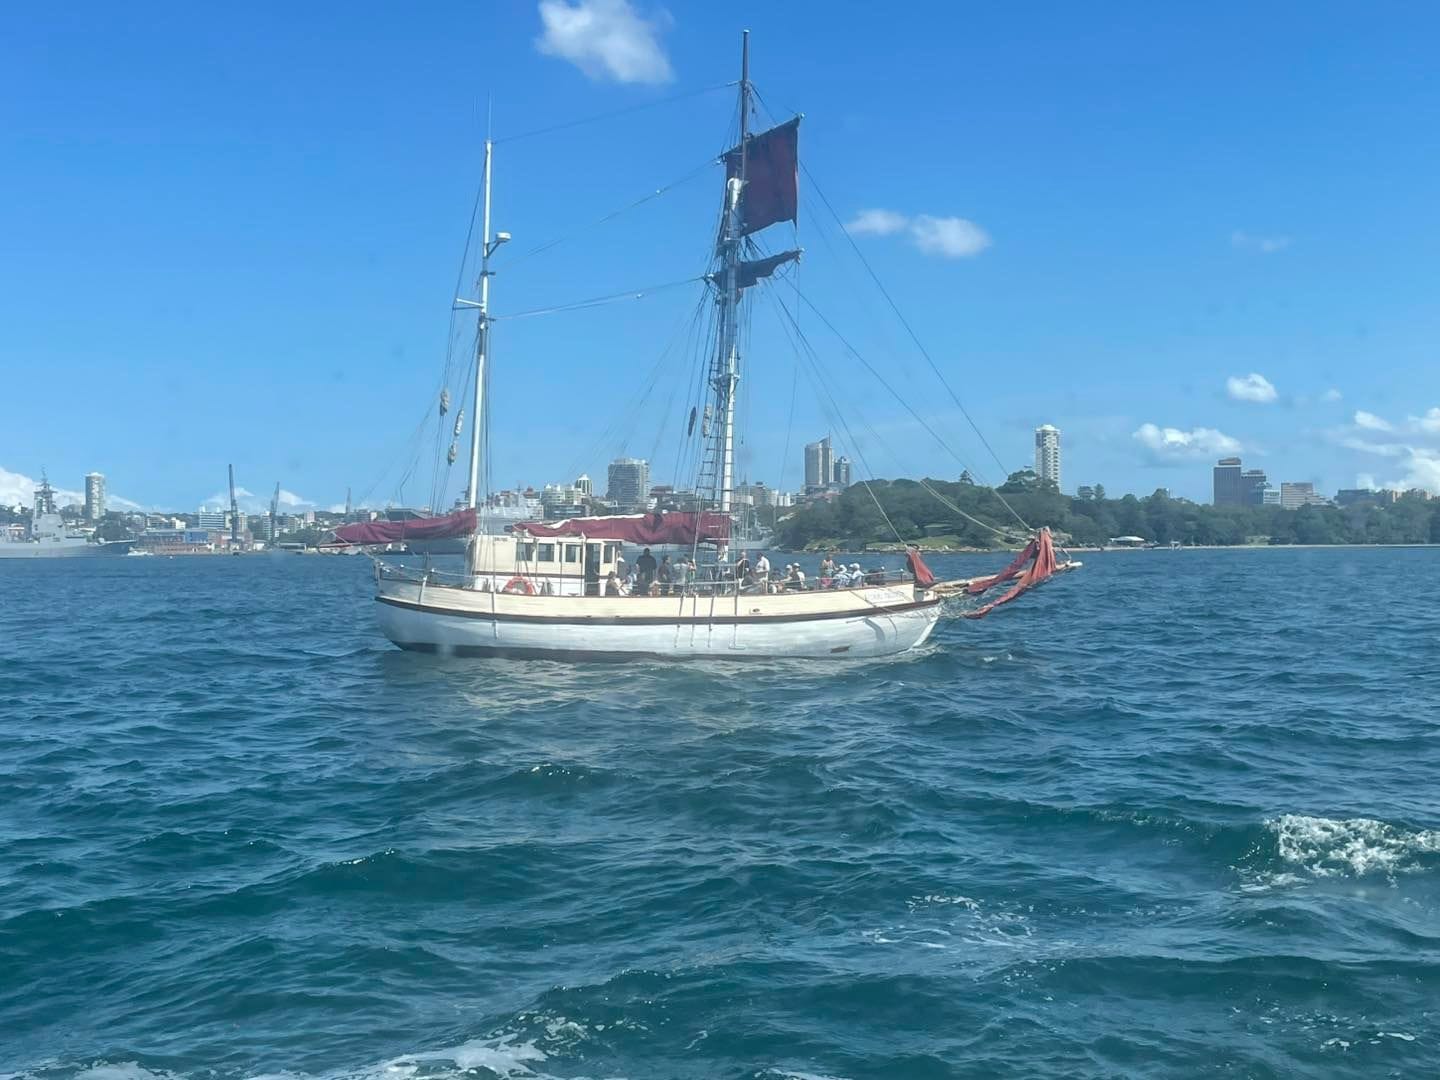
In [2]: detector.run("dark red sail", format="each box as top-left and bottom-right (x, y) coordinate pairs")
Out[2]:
(332, 507), (476, 545)
(723, 118), (799, 236)
(518, 511), (730, 546)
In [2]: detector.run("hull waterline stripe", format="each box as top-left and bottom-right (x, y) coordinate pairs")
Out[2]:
(376, 593), (940, 627)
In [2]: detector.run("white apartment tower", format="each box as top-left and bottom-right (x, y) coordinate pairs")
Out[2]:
(84, 472), (106, 522)
(1034, 425), (1061, 490)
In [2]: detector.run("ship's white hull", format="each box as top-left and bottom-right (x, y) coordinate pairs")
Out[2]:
(0, 539), (134, 559)
(374, 578), (942, 660)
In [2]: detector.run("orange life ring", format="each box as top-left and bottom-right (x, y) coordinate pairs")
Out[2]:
(501, 575), (536, 595)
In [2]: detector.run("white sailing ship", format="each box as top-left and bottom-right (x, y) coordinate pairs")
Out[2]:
(340, 34), (1074, 660)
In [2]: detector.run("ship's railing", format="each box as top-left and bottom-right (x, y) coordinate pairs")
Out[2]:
(375, 558), (917, 595)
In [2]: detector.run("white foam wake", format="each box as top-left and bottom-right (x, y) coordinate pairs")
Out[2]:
(1270, 813), (1440, 878)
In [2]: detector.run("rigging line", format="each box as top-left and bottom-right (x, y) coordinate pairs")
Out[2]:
(769, 295), (907, 549)
(798, 164), (1032, 533)
(785, 280), (1030, 537)
(506, 158), (720, 271)
(772, 295), (1014, 543)
(492, 277), (704, 321)
(494, 82), (735, 146)
(779, 287), (985, 485)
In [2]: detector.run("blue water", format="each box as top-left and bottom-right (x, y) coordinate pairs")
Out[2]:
(3, 548), (1438, 1079)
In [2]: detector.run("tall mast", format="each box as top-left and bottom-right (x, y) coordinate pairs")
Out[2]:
(715, 30), (749, 557)
(467, 138), (494, 514)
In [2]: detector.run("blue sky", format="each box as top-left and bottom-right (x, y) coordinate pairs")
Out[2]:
(3, 1), (1438, 511)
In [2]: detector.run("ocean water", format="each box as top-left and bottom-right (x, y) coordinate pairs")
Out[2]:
(2, 547), (1438, 1079)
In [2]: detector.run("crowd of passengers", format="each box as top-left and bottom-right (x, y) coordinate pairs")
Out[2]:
(602, 549), (891, 597)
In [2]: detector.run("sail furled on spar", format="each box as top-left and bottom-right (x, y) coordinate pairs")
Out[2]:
(518, 511), (731, 546)
(722, 117), (800, 237)
(707, 249), (801, 292)
(333, 507), (476, 545)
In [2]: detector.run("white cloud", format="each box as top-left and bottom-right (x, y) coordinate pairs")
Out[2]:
(0, 465), (140, 511)
(1353, 409), (1393, 432)
(909, 215), (991, 258)
(1226, 372), (1278, 404)
(535, 0), (673, 84)
(1133, 423), (1242, 460)
(1231, 230), (1292, 254)
(1340, 436), (1406, 458)
(1321, 388), (1343, 403)
(206, 485), (318, 513)
(844, 208), (991, 259)
(844, 208), (909, 236)
(1409, 407), (1440, 434)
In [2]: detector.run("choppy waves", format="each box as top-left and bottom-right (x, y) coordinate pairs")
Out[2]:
(3, 549), (1440, 1077)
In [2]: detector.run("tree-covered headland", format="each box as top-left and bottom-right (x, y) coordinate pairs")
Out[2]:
(774, 470), (1440, 550)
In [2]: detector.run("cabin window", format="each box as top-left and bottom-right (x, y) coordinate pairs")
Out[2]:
(519, 542), (535, 561)
(537, 543), (555, 562)
(603, 543), (618, 562)
(564, 544), (580, 563)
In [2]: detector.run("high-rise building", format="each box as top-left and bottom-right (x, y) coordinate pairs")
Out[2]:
(1241, 468), (1269, 506)
(1034, 425), (1061, 490)
(1213, 457), (1244, 506)
(1280, 482), (1328, 510)
(574, 474), (592, 498)
(196, 508), (227, 530)
(803, 436), (834, 493)
(84, 472), (106, 522)
(833, 456), (852, 488)
(606, 458), (650, 509)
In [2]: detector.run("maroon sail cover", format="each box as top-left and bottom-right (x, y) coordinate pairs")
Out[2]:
(708, 249), (801, 292)
(723, 118), (800, 236)
(519, 511), (730, 546)
(332, 507), (476, 545)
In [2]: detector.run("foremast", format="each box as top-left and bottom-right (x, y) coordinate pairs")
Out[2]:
(712, 32), (751, 560)
(702, 34), (800, 563)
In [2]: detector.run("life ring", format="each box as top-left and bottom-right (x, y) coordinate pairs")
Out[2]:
(501, 575), (536, 595)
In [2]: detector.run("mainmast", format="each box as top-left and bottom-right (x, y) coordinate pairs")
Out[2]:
(714, 30), (750, 558)
(463, 134), (510, 566)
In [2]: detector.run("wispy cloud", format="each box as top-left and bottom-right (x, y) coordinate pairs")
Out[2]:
(1321, 388), (1343, 403)
(1353, 409), (1393, 432)
(535, 0), (673, 84)
(1411, 407), (1440, 434)
(844, 209), (909, 237)
(844, 208), (991, 259)
(0, 465), (140, 511)
(1226, 372), (1278, 404)
(1231, 230), (1292, 254)
(1329, 405), (1440, 493)
(1133, 423), (1242, 460)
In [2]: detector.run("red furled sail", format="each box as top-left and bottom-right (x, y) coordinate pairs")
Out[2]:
(332, 507), (476, 545)
(962, 528), (1059, 619)
(723, 117), (800, 236)
(906, 546), (937, 588)
(518, 511), (731, 546)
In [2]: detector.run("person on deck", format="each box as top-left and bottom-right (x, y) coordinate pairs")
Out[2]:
(847, 563), (864, 587)
(754, 552), (771, 584)
(615, 552), (627, 582)
(657, 554), (673, 597)
(819, 553), (837, 579)
(734, 552), (751, 591)
(604, 571), (622, 597)
(635, 547), (657, 592)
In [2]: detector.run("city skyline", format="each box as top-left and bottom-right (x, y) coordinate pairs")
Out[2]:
(4, 6), (1438, 510)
